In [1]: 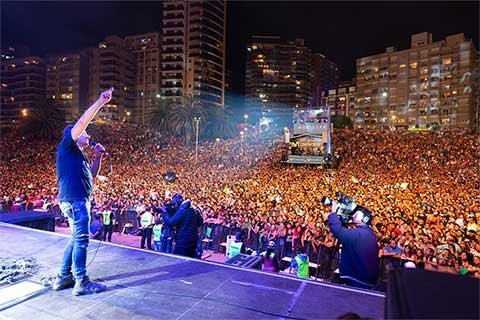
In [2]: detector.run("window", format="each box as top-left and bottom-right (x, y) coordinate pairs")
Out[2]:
(399, 64), (406, 68)
(442, 58), (452, 65)
(410, 62), (418, 69)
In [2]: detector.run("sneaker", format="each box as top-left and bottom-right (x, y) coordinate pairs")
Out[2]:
(52, 274), (75, 291)
(72, 277), (106, 296)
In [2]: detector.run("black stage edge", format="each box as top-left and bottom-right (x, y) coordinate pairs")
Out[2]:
(0, 211), (55, 232)
(0, 223), (385, 320)
(386, 267), (480, 319)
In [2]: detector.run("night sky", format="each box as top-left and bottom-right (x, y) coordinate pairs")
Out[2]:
(2, 1), (478, 94)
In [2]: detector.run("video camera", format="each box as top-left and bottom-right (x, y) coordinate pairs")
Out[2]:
(321, 192), (358, 224)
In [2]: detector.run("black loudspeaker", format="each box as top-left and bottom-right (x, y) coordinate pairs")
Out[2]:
(386, 269), (480, 319)
(226, 254), (263, 269)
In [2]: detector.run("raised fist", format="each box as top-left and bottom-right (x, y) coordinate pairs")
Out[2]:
(99, 87), (114, 104)
(93, 142), (106, 157)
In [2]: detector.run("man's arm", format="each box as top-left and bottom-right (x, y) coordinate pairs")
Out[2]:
(163, 207), (183, 227)
(195, 208), (204, 227)
(71, 88), (113, 141)
(90, 147), (104, 178)
(90, 223), (102, 239)
(290, 257), (298, 272)
(91, 228), (100, 239)
(328, 213), (355, 245)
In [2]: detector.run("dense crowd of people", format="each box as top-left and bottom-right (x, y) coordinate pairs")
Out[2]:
(1, 122), (479, 279)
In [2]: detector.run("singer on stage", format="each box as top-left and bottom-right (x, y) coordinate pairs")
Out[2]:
(52, 87), (113, 296)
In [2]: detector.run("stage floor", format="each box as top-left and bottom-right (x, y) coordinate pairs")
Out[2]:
(0, 222), (385, 320)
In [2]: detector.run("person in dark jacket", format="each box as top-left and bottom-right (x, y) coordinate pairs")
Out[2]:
(326, 201), (379, 289)
(162, 195), (203, 258)
(155, 198), (179, 253)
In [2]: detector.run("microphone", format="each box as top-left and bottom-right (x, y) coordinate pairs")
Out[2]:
(89, 141), (109, 156)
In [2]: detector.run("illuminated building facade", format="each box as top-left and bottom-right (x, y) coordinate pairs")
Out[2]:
(46, 52), (89, 122)
(161, 0), (226, 108)
(356, 32), (478, 130)
(245, 36), (313, 124)
(0, 56), (46, 125)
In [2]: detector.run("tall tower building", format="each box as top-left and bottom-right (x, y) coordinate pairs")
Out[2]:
(46, 51), (90, 122)
(356, 32), (478, 130)
(245, 36), (313, 123)
(312, 53), (340, 108)
(0, 56), (46, 125)
(161, 0), (226, 108)
(125, 32), (161, 124)
(88, 36), (136, 121)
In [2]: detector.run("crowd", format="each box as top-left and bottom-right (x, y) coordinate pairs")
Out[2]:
(1, 122), (479, 279)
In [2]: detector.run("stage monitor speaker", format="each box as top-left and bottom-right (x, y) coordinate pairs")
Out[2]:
(386, 268), (479, 319)
(0, 211), (56, 232)
(226, 254), (262, 269)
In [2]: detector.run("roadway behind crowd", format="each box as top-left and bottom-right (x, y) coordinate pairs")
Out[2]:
(1, 123), (479, 280)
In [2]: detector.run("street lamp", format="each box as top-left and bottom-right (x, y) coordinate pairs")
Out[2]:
(244, 114), (248, 125)
(240, 131), (244, 149)
(194, 116), (201, 163)
(126, 111), (131, 123)
(21, 109), (28, 117)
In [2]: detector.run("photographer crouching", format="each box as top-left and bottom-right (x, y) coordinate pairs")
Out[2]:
(321, 193), (379, 289)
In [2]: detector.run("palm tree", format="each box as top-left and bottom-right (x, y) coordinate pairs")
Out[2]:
(204, 105), (238, 140)
(332, 115), (353, 129)
(145, 98), (174, 133)
(18, 98), (67, 140)
(169, 95), (208, 143)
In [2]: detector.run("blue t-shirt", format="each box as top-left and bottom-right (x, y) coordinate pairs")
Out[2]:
(56, 125), (93, 201)
(384, 245), (403, 255)
(90, 219), (103, 237)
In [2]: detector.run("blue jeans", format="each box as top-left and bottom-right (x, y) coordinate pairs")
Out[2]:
(153, 240), (161, 252)
(159, 236), (173, 253)
(59, 199), (91, 282)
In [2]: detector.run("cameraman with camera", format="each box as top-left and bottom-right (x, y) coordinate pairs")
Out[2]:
(322, 193), (379, 289)
(155, 195), (182, 253)
(161, 194), (203, 258)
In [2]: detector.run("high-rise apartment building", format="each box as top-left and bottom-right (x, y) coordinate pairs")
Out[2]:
(0, 56), (46, 125)
(355, 32), (478, 130)
(88, 36), (136, 121)
(161, 0), (226, 108)
(125, 32), (161, 124)
(322, 81), (356, 118)
(312, 53), (340, 108)
(245, 36), (313, 123)
(46, 52), (89, 121)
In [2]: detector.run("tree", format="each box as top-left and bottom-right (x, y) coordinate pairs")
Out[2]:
(169, 95), (208, 143)
(18, 98), (67, 140)
(429, 122), (441, 131)
(332, 115), (353, 129)
(145, 98), (174, 133)
(204, 105), (238, 140)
